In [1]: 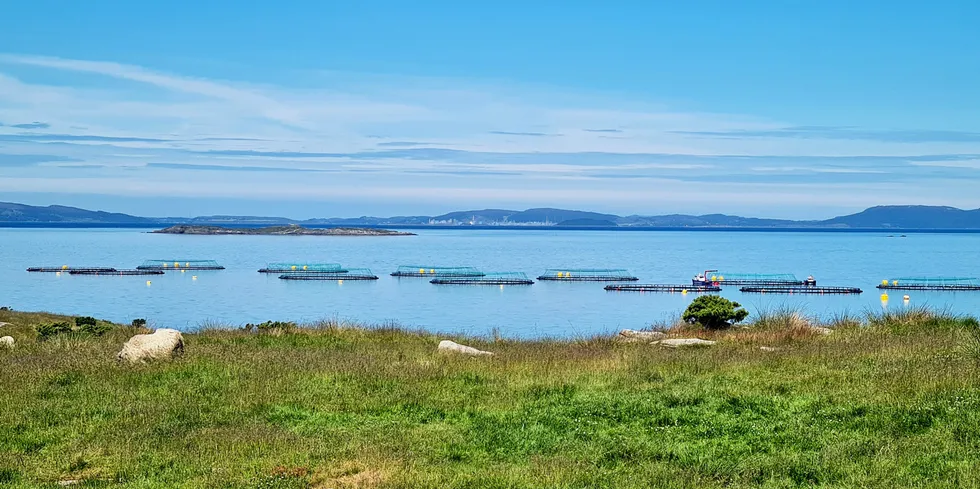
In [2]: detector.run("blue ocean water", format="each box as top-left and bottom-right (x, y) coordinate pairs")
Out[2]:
(1, 228), (979, 338)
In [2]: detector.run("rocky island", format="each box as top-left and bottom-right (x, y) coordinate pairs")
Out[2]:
(151, 224), (415, 236)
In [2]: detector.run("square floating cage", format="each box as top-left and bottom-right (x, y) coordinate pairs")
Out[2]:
(258, 263), (346, 273)
(537, 268), (639, 282)
(876, 277), (980, 291)
(391, 266), (485, 278)
(605, 284), (721, 293)
(27, 266), (117, 273)
(278, 268), (379, 281)
(708, 272), (803, 286)
(430, 272), (534, 285)
(739, 286), (862, 294)
(137, 260), (225, 270)
(69, 269), (164, 276)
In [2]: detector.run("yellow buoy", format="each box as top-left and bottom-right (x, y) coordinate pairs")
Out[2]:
(338, 279), (343, 285)
(62, 265), (69, 270)
(146, 280), (152, 286)
(711, 275), (717, 281)
(181, 269), (185, 273)
(192, 275), (197, 280)
(174, 261), (180, 268)
(882, 280), (888, 285)
(185, 262), (189, 267)
(903, 295), (910, 301)
(893, 280), (899, 286)
(302, 265), (307, 270)
(162, 263), (168, 268)
(718, 275), (724, 281)
(291, 265), (297, 270)
(880, 293), (889, 301)
(430, 269), (435, 274)
(55, 271), (61, 276)
(419, 268), (425, 274)
(681, 289), (688, 294)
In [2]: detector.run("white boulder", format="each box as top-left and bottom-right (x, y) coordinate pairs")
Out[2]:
(0, 336), (13, 348)
(654, 338), (716, 348)
(117, 328), (184, 363)
(437, 340), (493, 356)
(759, 346), (780, 352)
(617, 329), (667, 342)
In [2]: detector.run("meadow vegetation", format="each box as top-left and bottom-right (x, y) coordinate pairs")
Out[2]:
(1, 306), (980, 488)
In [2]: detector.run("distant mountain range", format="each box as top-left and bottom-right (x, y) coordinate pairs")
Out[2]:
(3, 202), (980, 229)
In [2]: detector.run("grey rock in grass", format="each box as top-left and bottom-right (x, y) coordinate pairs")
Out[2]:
(654, 338), (716, 348)
(0, 322), (11, 327)
(117, 328), (184, 364)
(0, 336), (13, 348)
(759, 346), (780, 352)
(617, 329), (667, 342)
(438, 340), (493, 356)
(811, 327), (833, 335)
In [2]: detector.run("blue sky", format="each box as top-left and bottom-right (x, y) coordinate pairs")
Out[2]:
(2, 1), (979, 219)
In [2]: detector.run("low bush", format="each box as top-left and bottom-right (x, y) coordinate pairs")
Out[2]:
(36, 322), (74, 340)
(74, 316), (97, 328)
(131, 318), (147, 328)
(682, 295), (749, 329)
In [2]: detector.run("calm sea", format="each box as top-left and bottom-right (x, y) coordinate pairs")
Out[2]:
(2, 228), (978, 338)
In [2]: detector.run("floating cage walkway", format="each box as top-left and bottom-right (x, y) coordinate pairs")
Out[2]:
(27, 266), (117, 273)
(605, 284), (721, 293)
(537, 268), (639, 282)
(710, 272), (804, 286)
(740, 286), (862, 294)
(876, 277), (980, 291)
(137, 260), (225, 271)
(279, 268), (379, 281)
(431, 272), (533, 286)
(69, 269), (164, 276)
(391, 266), (485, 278)
(259, 263), (346, 273)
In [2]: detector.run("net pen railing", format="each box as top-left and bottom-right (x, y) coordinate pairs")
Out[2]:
(391, 266), (485, 278)
(430, 272), (534, 285)
(137, 260), (225, 270)
(537, 268), (639, 282)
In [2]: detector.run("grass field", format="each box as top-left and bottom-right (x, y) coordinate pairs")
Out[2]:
(2, 307), (980, 488)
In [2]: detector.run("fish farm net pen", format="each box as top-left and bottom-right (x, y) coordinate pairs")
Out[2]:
(27, 267), (118, 273)
(137, 260), (225, 270)
(258, 263), (346, 273)
(69, 269), (165, 276)
(876, 277), (980, 291)
(278, 268), (379, 280)
(739, 286), (863, 294)
(709, 272), (803, 286)
(537, 268), (639, 282)
(391, 266), (485, 278)
(605, 284), (721, 293)
(430, 272), (534, 285)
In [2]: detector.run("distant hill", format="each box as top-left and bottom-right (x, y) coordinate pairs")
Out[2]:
(0, 202), (153, 223)
(823, 206), (980, 229)
(556, 218), (618, 227)
(4, 201), (980, 229)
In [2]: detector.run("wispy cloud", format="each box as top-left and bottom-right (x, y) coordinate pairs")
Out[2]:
(0, 154), (80, 166)
(674, 126), (980, 144)
(489, 131), (561, 137)
(4, 53), (980, 213)
(1, 121), (51, 129)
(146, 163), (333, 173)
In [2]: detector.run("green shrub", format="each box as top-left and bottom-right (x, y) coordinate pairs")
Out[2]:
(131, 318), (147, 328)
(245, 321), (298, 333)
(682, 295), (749, 329)
(37, 322), (74, 340)
(79, 321), (112, 336)
(75, 316), (97, 328)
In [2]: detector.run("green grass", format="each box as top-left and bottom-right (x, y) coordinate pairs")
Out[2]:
(2, 307), (980, 488)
